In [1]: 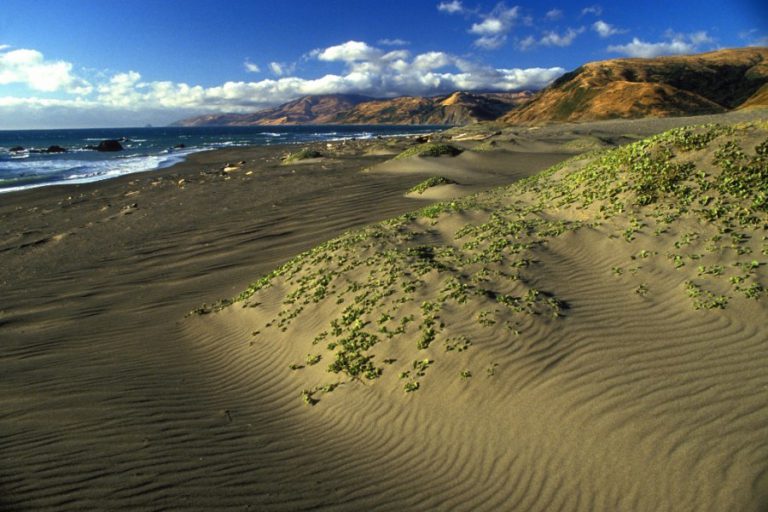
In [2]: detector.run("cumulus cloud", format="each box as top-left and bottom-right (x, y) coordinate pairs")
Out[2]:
(471, 18), (506, 35)
(474, 35), (507, 49)
(316, 40), (382, 62)
(688, 31), (714, 45)
(607, 31), (714, 58)
(0, 46), (91, 94)
(581, 5), (602, 16)
(517, 35), (537, 51)
(244, 60), (260, 73)
(607, 38), (692, 58)
(267, 61), (298, 77)
(0, 40), (566, 127)
(540, 27), (585, 47)
(269, 62), (286, 76)
(519, 27), (585, 49)
(437, 0), (464, 14)
(468, 4), (520, 49)
(545, 9), (563, 20)
(592, 20), (625, 38)
(378, 38), (410, 46)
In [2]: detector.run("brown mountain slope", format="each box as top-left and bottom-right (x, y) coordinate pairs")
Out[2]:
(503, 47), (768, 124)
(335, 91), (531, 125)
(174, 94), (373, 126)
(173, 91), (530, 126)
(740, 83), (768, 109)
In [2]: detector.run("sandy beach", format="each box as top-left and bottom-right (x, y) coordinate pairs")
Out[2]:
(2, 109), (767, 511)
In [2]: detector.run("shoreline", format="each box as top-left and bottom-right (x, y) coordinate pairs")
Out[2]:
(0, 125), (443, 196)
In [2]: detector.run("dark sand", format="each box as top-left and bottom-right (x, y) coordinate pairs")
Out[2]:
(1, 133), (569, 510)
(2, 109), (766, 510)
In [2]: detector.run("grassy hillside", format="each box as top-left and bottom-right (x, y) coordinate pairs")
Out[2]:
(504, 48), (768, 123)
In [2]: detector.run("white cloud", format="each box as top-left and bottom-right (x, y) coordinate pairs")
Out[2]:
(545, 9), (563, 20)
(149, 44), (559, 102)
(269, 62), (285, 76)
(688, 31), (714, 45)
(267, 61), (297, 77)
(468, 5), (520, 49)
(739, 29), (768, 47)
(0, 40), (567, 127)
(316, 40), (381, 62)
(437, 0), (463, 14)
(608, 38), (692, 58)
(607, 31), (714, 58)
(471, 18), (506, 35)
(0, 96), (93, 108)
(412, 51), (452, 70)
(539, 27), (585, 47)
(475, 35), (508, 49)
(581, 5), (602, 16)
(378, 38), (410, 46)
(244, 60), (260, 73)
(517, 35), (537, 51)
(592, 20), (625, 38)
(0, 47), (91, 94)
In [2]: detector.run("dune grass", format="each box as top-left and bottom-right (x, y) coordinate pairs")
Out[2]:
(282, 148), (323, 163)
(228, 122), (768, 404)
(394, 142), (463, 160)
(408, 176), (458, 195)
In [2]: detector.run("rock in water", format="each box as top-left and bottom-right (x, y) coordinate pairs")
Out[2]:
(46, 145), (67, 153)
(96, 140), (124, 152)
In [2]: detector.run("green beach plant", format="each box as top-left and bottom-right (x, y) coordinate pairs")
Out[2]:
(282, 148), (323, 163)
(394, 142), (463, 160)
(408, 176), (458, 195)
(217, 121), (768, 405)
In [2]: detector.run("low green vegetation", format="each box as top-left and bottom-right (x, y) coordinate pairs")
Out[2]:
(394, 142), (463, 160)
(221, 121), (767, 405)
(282, 148), (323, 163)
(408, 176), (458, 195)
(471, 139), (498, 152)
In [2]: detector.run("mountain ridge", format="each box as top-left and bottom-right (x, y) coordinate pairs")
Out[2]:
(502, 47), (768, 123)
(172, 91), (532, 127)
(172, 48), (768, 128)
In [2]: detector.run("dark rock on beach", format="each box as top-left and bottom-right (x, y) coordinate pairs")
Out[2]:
(95, 140), (124, 152)
(29, 146), (66, 153)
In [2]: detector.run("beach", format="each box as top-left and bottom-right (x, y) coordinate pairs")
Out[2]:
(2, 110), (767, 511)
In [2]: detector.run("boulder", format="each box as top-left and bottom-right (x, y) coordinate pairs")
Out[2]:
(46, 145), (67, 153)
(95, 140), (124, 152)
(174, 143), (186, 149)
(9, 146), (25, 152)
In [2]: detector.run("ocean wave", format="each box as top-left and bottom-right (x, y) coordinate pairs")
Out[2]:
(202, 141), (252, 148)
(0, 150), (197, 194)
(0, 125), (437, 193)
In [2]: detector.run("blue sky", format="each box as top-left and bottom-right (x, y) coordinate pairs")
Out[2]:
(0, 0), (766, 128)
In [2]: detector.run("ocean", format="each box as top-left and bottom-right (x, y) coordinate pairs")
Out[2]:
(0, 125), (441, 193)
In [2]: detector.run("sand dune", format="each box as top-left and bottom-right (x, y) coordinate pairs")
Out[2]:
(2, 112), (767, 510)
